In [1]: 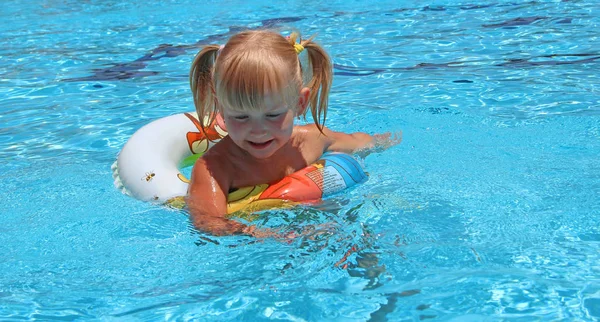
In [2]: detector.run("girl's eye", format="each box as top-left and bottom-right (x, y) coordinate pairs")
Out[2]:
(266, 113), (282, 119)
(233, 115), (248, 120)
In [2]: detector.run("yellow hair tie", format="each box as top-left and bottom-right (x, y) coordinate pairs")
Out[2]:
(293, 43), (304, 54)
(288, 33), (304, 54)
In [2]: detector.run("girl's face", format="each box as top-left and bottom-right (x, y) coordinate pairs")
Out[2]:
(221, 93), (298, 159)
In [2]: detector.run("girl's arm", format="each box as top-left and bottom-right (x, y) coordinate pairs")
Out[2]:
(186, 156), (288, 238)
(186, 157), (251, 236)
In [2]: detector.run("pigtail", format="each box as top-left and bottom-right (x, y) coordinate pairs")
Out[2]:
(189, 44), (221, 135)
(299, 36), (333, 133)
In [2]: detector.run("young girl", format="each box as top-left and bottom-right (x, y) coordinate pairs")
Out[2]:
(186, 30), (400, 237)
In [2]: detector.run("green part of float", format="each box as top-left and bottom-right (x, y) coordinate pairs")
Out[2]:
(179, 153), (203, 169)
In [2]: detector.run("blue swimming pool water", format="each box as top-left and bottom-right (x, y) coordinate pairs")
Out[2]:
(1, 0), (599, 320)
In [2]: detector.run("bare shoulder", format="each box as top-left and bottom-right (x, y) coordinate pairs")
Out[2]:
(291, 124), (331, 151)
(189, 140), (236, 199)
(292, 124), (332, 143)
(293, 123), (320, 135)
(191, 140), (234, 184)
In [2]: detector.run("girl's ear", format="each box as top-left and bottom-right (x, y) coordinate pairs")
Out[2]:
(297, 87), (310, 116)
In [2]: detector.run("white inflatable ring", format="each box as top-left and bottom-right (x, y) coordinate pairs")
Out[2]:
(112, 112), (226, 203)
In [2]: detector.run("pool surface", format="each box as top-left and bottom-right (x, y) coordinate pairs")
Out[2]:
(1, 0), (599, 320)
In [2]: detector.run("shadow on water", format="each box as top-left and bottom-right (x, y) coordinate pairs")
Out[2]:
(62, 3), (597, 83)
(63, 17), (304, 82)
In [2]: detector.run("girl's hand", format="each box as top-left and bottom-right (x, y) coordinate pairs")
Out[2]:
(372, 131), (402, 150)
(242, 225), (297, 240)
(354, 131), (402, 158)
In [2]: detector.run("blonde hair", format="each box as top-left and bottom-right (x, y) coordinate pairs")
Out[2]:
(190, 30), (332, 135)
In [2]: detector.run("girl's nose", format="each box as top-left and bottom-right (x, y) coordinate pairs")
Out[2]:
(248, 119), (268, 136)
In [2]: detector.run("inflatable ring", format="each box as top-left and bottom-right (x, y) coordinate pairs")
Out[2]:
(112, 112), (368, 214)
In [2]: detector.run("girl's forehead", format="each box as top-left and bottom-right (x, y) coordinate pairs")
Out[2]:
(262, 92), (288, 106)
(220, 91), (293, 112)
(223, 102), (291, 114)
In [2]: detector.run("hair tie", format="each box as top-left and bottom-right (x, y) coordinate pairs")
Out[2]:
(218, 44), (225, 54)
(287, 33), (304, 54)
(293, 43), (304, 54)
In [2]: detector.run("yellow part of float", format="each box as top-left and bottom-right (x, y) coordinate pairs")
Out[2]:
(164, 183), (294, 217)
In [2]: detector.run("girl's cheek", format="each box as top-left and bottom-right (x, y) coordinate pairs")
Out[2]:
(226, 122), (244, 134)
(272, 114), (293, 128)
(224, 117), (241, 130)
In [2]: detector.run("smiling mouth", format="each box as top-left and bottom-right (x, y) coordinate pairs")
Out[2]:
(248, 139), (274, 149)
